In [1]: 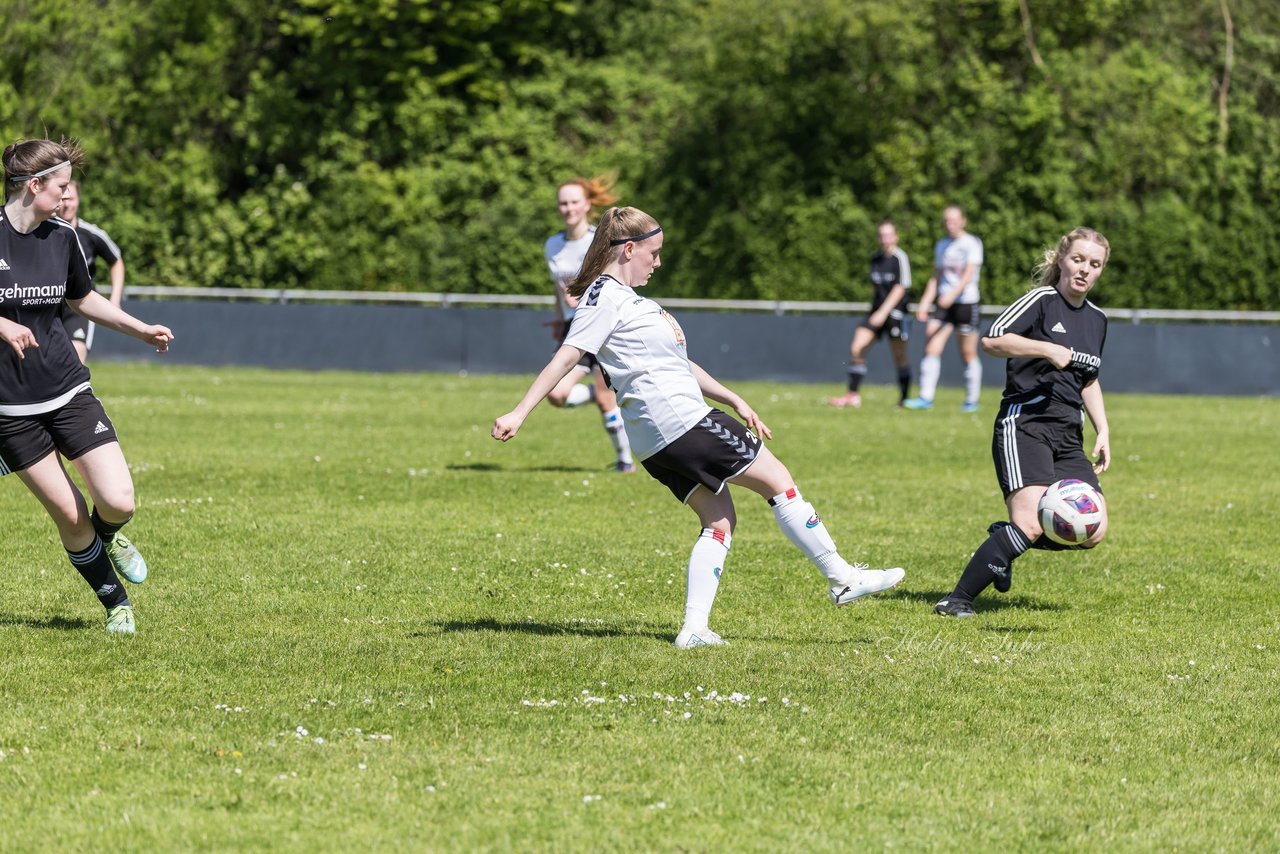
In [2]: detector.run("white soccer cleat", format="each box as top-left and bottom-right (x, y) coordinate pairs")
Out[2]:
(105, 533), (148, 584)
(829, 564), (905, 607)
(674, 627), (728, 649)
(105, 604), (136, 635)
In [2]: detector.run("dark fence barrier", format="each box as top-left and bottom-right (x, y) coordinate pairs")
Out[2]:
(94, 299), (1279, 396)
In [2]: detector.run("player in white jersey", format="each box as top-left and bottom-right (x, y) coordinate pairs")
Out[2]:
(934, 227), (1113, 618)
(541, 176), (634, 472)
(904, 205), (985, 412)
(495, 206), (904, 648)
(0, 139), (173, 635)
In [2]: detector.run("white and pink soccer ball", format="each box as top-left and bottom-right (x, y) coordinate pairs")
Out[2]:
(1038, 479), (1104, 546)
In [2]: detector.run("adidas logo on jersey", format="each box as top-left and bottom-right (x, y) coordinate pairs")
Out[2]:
(1051, 321), (1067, 333)
(94, 421), (109, 434)
(0, 259), (9, 271)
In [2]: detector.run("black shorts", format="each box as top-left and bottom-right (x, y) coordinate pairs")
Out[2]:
(931, 302), (981, 335)
(0, 390), (119, 475)
(641, 409), (763, 503)
(60, 303), (95, 351)
(991, 396), (1101, 497)
(558, 316), (597, 372)
(859, 310), (910, 342)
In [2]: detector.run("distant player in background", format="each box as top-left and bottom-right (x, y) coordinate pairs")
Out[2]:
(0, 138), (173, 635)
(934, 227), (1112, 618)
(543, 175), (634, 472)
(904, 205), (984, 412)
(830, 220), (913, 408)
(496, 206), (905, 649)
(57, 180), (125, 364)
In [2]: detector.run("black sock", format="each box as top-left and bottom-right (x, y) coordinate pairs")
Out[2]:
(897, 367), (911, 402)
(1031, 536), (1080, 551)
(91, 508), (130, 542)
(847, 364), (867, 393)
(67, 537), (129, 609)
(951, 523), (1032, 600)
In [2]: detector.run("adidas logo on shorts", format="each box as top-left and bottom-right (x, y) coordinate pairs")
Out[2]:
(94, 421), (109, 435)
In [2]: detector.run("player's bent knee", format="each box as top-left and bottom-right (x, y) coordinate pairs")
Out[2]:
(95, 488), (136, 520)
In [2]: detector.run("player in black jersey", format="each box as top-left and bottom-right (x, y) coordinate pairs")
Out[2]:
(0, 139), (173, 635)
(830, 221), (913, 408)
(57, 180), (126, 363)
(934, 227), (1112, 618)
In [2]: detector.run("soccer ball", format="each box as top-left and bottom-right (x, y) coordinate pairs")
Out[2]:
(1037, 479), (1104, 546)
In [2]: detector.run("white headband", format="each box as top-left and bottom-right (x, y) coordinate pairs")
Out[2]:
(7, 160), (71, 183)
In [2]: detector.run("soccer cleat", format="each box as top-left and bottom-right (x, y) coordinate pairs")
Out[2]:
(105, 604), (136, 634)
(105, 533), (148, 584)
(960, 400), (980, 413)
(674, 627), (728, 649)
(902, 397), (933, 411)
(934, 597), (977, 618)
(829, 564), (906, 606)
(614, 461), (637, 473)
(987, 521), (1013, 592)
(829, 392), (862, 409)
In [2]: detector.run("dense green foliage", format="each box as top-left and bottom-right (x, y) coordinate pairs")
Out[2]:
(2, 0), (1277, 308)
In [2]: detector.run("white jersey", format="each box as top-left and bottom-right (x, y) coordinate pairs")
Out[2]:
(933, 232), (983, 304)
(543, 227), (595, 321)
(563, 276), (712, 460)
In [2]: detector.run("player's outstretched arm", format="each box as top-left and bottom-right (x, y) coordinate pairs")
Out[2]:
(492, 344), (586, 441)
(689, 360), (772, 440)
(1081, 380), (1110, 473)
(67, 291), (173, 352)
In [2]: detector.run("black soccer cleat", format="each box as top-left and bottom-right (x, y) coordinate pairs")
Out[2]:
(986, 521), (1013, 593)
(934, 597), (977, 618)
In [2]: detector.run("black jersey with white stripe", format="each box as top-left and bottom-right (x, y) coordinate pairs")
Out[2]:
(985, 286), (1107, 408)
(869, 248), (911, 312)
(72, 219), (122, 281)
(0, 210), (93, 412)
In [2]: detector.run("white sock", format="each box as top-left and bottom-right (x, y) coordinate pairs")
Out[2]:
(565, 383), (594, 407)
(683, 528), (730, 631)
(601, 408), (632, 464)
(769, 488), (854, 587)
(918, 355), (941, 401)
(963, 359), (982, 404)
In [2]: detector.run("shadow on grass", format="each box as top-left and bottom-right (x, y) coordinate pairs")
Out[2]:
(425, 617), (671, 642)
(891, 588), (1069, 613)
(446, 463), (600, 474)
(0, 613), (94, 630)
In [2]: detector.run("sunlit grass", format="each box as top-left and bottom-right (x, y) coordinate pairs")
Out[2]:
(0, 363), (1276, 850)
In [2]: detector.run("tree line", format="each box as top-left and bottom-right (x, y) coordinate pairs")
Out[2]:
(2, 0), (1276, 309)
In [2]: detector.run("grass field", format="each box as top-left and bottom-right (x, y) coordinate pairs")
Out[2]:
(0, 362), (1276, 851)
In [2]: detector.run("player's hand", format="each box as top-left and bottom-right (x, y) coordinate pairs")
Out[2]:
(868, 311), (888, 329)
(142, 325), (174, 353)
(492, 411), (525, 442)
(915, 306), (931, 323)
(1092, 435), (1110, 473)
(734, 402), (773, 441)
(1046, 344), (1073, 370)
(0, 319), (38, 359)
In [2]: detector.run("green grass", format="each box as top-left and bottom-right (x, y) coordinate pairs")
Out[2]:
(1, 363), (1277, 851)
